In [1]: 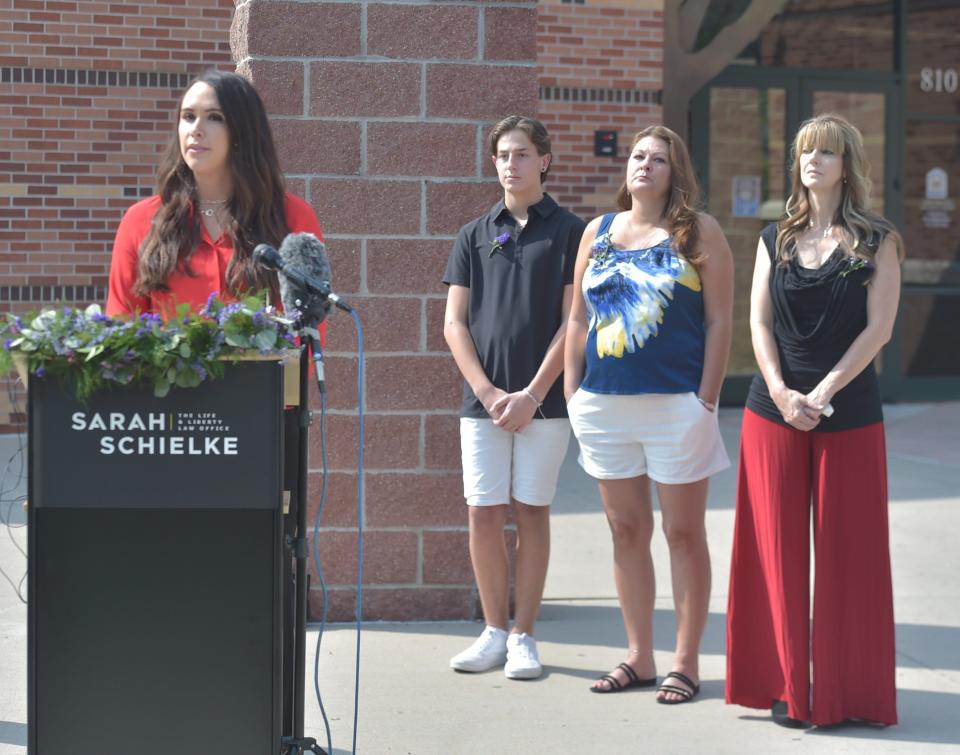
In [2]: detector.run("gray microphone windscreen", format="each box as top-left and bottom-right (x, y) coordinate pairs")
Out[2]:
(277, 232), (333, 324)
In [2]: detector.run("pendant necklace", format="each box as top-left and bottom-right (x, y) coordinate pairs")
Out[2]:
(810, 221), (832, 239)
(198, 198), (229, 217)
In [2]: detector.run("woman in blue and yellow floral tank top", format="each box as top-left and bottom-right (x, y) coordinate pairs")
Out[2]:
(565, 126), (734, 703)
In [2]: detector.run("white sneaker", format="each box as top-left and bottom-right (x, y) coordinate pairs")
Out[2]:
(504, 632), (542, 680)
(449, 626), (508, 672)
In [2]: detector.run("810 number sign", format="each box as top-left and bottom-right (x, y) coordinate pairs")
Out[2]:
(920, 67), (959, 94)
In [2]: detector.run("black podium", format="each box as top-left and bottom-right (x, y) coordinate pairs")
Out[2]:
(27, 362), (285, 755)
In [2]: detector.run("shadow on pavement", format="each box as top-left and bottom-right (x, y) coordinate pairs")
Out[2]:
(0, 721), (26, 747)
(355, 604), (960, 674)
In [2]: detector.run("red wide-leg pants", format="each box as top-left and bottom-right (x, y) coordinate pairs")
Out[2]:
(725, 409), (897, 726)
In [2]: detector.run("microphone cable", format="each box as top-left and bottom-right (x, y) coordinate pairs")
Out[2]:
(349, 307), (365, 755)
(308, 308), (364, 755)
(307, 333), (334, 755)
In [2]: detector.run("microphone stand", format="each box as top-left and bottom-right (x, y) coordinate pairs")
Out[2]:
(281, 324), (328, 755)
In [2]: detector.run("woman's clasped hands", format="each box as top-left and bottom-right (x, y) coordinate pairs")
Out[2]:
(771, 385), (833, 431)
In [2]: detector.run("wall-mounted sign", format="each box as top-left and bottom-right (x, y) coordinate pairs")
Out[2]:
(732, 175), (761, 217)
(921, 167), (953, 229)
(926, 167), (948, 199)
(594, 130), (617, 157)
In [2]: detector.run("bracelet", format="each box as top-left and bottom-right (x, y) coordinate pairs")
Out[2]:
(696, 395), (716, 412)
(521, 386), (542, 405)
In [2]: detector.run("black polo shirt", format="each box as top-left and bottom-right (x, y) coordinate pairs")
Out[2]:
(442, 192), (586, 419)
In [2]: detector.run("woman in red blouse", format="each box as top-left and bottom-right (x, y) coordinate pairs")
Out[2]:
(106, 70), (323, 318)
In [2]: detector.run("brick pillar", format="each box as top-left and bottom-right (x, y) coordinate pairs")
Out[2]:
(232, 0), (538, 620)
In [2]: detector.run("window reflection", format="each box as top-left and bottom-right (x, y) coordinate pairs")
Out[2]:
(725, 0), (896, 72)
(708, 87), (786, 376)
(900, 293), (960, 377)
(902, 121), (960, 284)
(906, 2), (960, 116)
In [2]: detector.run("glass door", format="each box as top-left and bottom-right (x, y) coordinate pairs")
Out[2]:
(894, 0), (960, 399)
(692, 72), (899, 401)
(691, 82), (791, 399)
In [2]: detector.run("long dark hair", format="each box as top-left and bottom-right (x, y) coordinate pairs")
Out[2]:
(615, 125), (704, 264)
(135, 70), (287, 301)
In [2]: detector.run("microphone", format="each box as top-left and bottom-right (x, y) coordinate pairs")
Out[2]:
(253, 233), (352, 323)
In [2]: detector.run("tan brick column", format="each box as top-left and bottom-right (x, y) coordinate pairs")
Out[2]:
(232, 0), (538, 620)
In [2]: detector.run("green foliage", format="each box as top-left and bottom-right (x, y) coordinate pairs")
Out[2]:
(0, 295), (297, 401)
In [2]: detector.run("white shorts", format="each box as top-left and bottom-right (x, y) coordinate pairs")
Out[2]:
(460, 418), (571, 506)
(567, 389), (730, 484)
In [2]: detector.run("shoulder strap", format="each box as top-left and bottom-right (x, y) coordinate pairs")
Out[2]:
(597, 212), (616, 236)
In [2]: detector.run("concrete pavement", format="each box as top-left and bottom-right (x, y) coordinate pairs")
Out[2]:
(1, 404), (959, 753)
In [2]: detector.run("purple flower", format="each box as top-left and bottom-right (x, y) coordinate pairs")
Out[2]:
(489, 232), (511, 257)
(34, 366), (45, 378)
(216, 302), (244, 326)
(3, 339), (11, 350)
(201, 291), (219, 316)
(840, 256), (875, 278)
(590, 232), (614, 262)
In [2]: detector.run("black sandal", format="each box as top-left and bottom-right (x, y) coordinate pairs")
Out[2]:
(656, 671), (700, 704)
(590, 662), (657, 694)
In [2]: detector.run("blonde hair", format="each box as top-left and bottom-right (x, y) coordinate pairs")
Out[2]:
(615, 125), (704, 264)
(777, 113), (903, 265)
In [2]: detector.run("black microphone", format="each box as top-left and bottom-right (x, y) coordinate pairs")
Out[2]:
(278, 232), (352, 314)
(253, 234), (352, 323)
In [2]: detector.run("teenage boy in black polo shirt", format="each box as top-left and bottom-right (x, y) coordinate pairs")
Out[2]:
(443, 115), (585, 679)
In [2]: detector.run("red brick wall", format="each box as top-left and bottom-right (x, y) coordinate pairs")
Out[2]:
(1, 0), (666, 619)
(537, 0), (664, 221)
(0, 0), (234, 431)
(234, 0), (539, 621)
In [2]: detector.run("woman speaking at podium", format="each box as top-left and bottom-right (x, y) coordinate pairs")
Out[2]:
(106, 70), (323, 317)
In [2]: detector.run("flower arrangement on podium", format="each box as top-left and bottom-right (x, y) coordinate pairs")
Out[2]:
(0, 294), (298, 400)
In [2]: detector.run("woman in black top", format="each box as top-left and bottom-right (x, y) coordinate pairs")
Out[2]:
(725, 114), (902, 727)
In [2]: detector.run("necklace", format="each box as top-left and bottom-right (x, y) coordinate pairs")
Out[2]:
(809, 222), (832, 239)
(198, 198), (229, 218)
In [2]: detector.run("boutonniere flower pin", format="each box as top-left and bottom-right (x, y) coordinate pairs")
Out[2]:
(489, 232), (511, 257)
(839, 256), (875, 278)
(591, 231), (614, 263)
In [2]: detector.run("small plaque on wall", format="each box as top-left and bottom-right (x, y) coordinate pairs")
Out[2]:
(594, 130), (617, 157)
